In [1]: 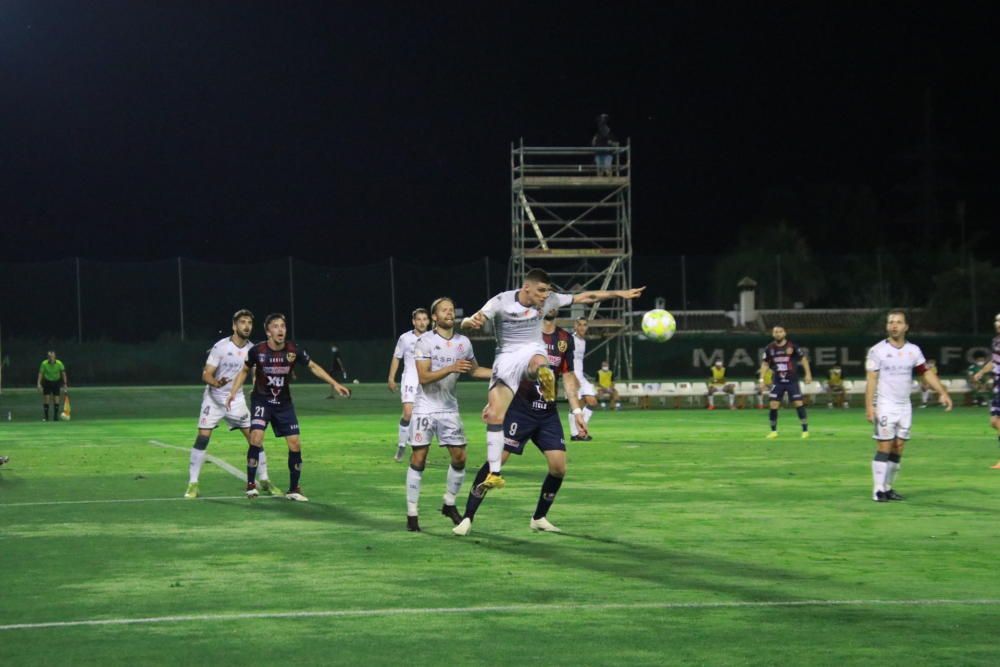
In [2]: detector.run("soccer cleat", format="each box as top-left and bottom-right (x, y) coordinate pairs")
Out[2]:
(246, 482), (259, 499)
(393, 446), (406, 463)
(0, 456), (9, 467)
(537, 366), (556, 402)
(801, 431), (810, 440)
(872, 490), (888, 502)
(570, 435), (584, 442)
(452, 517), (472, 536)
(406, 515), (421, 532)
(991, 461), (1000, 470)
(766, 431), (778, 439)
(529, 516), (561, 532)
(285, 487), (309, 502)
(184, 482), (199, 499)
(475, 472), (506, 494)
(884, 489), (904, 501)
(257, 479), (277, 496)
(440, 503), (462, 525)
(582, 434), (593, 441)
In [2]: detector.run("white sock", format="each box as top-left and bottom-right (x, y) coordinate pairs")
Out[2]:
(188, 448), (206, 484)
(257, 449), (269, 481)
(406, 466), (422, 516)
(583, 407), (593, 424)
(398, 420), (410, 448)
(922, 390), (930, 404)
(487, 427), (504, 473)
(872, 460), (888, 493)
(444, 465), (465, 505)
(728, 393), (735, 407)
(568, 413), (578, 436)
(886, 461), (899, 488)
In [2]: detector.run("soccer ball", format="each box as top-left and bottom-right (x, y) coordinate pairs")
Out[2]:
(641, 309), (676, 342)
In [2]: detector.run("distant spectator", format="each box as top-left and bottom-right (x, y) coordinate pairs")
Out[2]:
(706, 360), (736, 410)
(591, 114), (619, 176)
(596, 360), (622, 410)
(36, 350), (67, 422)
(826, 364), (848, 409)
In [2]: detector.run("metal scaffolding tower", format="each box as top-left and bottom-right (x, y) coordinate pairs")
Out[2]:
(510, 138), (634, 379)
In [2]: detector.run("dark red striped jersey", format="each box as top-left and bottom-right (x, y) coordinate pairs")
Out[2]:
(763, 340), (803, 384)
(514, 326), (575, 412)
(245, 341), (311, 405)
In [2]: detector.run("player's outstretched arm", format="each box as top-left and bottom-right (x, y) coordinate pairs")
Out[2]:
(922, 369), (953, 411)
(309, 360), (351, 397)
(572, 286), (646, 304)
(460, 311), (487, 330)
(226, 367), (249, 410)
(864, 370), (878, 422)
(469, 362), (493, 381)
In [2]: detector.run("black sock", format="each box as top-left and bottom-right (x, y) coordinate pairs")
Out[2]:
(769, 408), (778, 431)
(288, 450), (302, 490)
(463, 462), (491, 520)
(246, 445), (260, 484)
(532, 474), (564, 520)
(796, 405), (808, 431)
(44, 404), (49, 420)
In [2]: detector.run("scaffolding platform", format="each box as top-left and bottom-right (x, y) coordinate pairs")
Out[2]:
(510, 139), (634, 378)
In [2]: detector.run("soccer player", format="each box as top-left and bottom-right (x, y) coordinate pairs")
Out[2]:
(405, 297), (492, 532)
(185, 309), (274, 499)
(596, 359), (622, 410)
(388, 308), (431, 462)
(227, 313), (352, 501)
(759, 325), (813, 439)
(454, 309), (588, 536)
(326, 342), (349, 398)
(971, 313), (1000, 468)
(706, 360), (736, 410)
(568, 317), (598, 441)
(461, 268), (643, 491)
(36, 350), (67, 422)
(826, 364), (848, 408)
(866, 310), (952, 501)
(919, 359), (938, 408)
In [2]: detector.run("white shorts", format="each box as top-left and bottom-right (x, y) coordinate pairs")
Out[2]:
(401, 371), (419, 404)
(410, 412), (467, 447)
(576, 373), (596, 398)
(490, 344), (547, 391)
(198, 393), (250, 430)
(872, 404), (913, 441)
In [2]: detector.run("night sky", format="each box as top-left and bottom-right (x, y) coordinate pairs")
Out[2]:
(1, 2), (997, 263)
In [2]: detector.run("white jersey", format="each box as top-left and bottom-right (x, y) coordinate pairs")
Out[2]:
(413, 330), (476, 413)
(572, 332), (587, 379)
(203, 336), (252, 402)
(478, 289), (574, 354)
(865, 339), (927, 408)
(393, 330), (423, 379)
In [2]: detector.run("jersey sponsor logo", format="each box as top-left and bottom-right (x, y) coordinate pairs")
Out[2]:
(786, 346), (793, 355)
(557, 340), (568, 353)
(286, 352), (296, 363)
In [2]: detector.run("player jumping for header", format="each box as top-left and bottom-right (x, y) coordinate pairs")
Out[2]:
(461, 268), (643, 492)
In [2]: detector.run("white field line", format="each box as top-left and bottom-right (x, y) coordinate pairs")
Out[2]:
(2, 598), (999, 632)
(149, 439), (246, 481)
(0, 495), (279, 508)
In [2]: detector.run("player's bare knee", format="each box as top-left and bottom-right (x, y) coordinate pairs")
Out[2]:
(584, 395), (598, 408)
(449, 447), (467, 468)
(409, 446), (428, 468)
(401, 404), (413, 421)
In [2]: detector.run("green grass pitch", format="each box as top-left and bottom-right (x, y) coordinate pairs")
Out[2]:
(1, 384), (999, 665)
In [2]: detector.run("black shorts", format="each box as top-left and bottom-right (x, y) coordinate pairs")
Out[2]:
(991, 385), (1000, 417)
(769, 381), (803, 402)
(250, 396), (300, 438)
(503, 400), (566, 456)
(41, 379), (62, 397)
